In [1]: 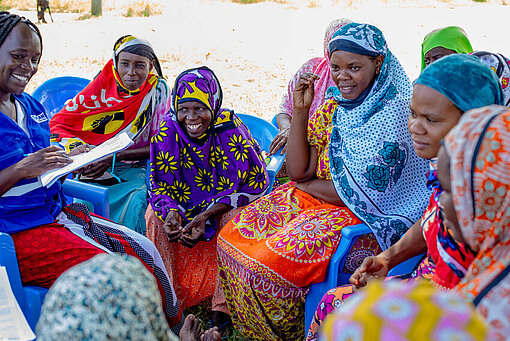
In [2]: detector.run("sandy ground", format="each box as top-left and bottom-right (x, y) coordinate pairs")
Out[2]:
(10, 0), (510, 121)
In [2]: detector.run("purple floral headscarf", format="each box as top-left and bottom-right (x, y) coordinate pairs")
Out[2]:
(149, 66), (269, 239)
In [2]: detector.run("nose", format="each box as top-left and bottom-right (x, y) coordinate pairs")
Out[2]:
(408, 115), (425, 135)
(127, 65), (136, 76)
(337, 69), (350, 81)
(20, 58), (37, 73)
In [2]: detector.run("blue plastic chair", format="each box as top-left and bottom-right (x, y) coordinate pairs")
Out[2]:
(0, 180), (109, 335)
(32, 76), (90, 118)
(236, 114), (285, 193)
(271, 114), (279, 128)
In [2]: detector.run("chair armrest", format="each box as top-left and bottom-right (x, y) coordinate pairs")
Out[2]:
(62, 179), (109, 218)
(387, 253), (426, 277)
(0, 232), (26, 311)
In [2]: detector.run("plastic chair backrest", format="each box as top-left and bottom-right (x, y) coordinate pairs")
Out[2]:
(32, 76), (90, 118)
(236, 113), (278, 152)
(0, 232), (27, 313)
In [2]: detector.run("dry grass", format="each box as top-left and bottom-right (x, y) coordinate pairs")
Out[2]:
(2, 0), (163, 16)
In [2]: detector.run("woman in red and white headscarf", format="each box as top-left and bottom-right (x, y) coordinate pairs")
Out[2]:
(440, 105), (510, 339)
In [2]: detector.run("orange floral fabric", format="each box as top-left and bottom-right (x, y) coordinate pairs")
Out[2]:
(445, 105), (510, 339)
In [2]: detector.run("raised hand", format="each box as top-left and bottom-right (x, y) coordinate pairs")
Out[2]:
(293, 72), (319, 114)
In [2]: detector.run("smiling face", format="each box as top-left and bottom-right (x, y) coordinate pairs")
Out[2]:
(329, 50), (383, 100)
(0, 23), (41, 97)
(437, 146), (465, 244)
(177, 101), (212, 138)
(116, 51), (154, 91)
(408, 84), (463, 159)
(423, 47), (457, 68)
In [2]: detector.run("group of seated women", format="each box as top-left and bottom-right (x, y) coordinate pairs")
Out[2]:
(0, 9), (508, 341)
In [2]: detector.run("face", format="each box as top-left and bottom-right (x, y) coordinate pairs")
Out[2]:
(116, 51), (154, 91)
(330, 50), (384, 100)
(423, 47), (457, 68)
(437, 146), (466, 244)
(177, 101), (212, 138)
(0, 23), (41, 97)
(408, 84), (462, 159)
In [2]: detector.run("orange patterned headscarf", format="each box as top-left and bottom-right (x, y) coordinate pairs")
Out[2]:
(444, 105), (510, 338)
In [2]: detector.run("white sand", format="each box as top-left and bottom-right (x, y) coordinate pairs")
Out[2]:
(10, 0), (510, 120)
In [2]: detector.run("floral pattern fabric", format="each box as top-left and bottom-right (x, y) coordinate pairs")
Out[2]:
(217, 102), (365, 340)
(445, 105), (510, 339)
(36, 254), (179, 341)
(328, 23), (430, 249)
(148, 67), (268, 239)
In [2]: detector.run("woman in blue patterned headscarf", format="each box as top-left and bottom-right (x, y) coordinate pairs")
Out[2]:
(328, 23), (430, 249)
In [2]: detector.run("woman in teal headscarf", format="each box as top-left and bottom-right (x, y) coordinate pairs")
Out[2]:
(421, 26), (473, 70)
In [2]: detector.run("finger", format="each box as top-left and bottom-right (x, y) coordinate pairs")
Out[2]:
(358, 257), (374, 272)
(281, 144), (288, 155)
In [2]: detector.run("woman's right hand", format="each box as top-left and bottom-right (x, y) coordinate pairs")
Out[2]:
(163, 210), (183, 243)
(349, 254), (390, 289)
(293, 72), (319, 113)
(17, 145), (72, 179)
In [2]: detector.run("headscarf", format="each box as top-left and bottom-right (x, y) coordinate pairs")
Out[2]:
(444, 106), (510, 338)
(36, 254), (179, 341)
(421, 26), (473, 71)
(279, 18), (352, 117)
(50, 35), (165, 151)
(414, 54), (504, 112)
(328, 23), (430, 249)
(472, 51), (510, 107)
(149, 66), (268, 240)
(319, 280), (487, 341)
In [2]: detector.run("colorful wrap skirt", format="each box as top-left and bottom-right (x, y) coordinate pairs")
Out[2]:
(217, 182), (361, 340)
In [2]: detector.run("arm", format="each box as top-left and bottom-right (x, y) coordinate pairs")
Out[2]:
(79, 145), (150, 178)
(269, 113), (291, 155)
(0, 146), (72, 196)
(294, 179), (343, 205)
(350, 219), (426, 288)
(286, 73), (320, 182)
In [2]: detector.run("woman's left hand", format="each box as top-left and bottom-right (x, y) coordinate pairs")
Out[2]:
(179, 213), (207, 248)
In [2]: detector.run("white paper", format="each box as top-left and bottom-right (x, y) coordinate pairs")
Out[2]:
(0, 267), (35, 341)
(40, 132), (134, 188)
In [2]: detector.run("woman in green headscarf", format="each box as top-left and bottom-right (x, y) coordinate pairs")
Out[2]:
(421, 26), (473, 70)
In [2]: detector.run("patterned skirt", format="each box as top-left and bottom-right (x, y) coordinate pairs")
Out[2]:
(217, 182), (360, 340)
(11, 203), (183, 333)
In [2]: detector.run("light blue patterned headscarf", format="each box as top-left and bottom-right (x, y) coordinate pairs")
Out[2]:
(328, 23), (430, 249)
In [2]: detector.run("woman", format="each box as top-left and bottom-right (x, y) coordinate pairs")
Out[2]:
(49, 35), (170, 234)
(0, 12), (182, 333)
(37, 254), (221, 341)
(306, 54), (503, 341)
(146, 66), (268, 327)
(472, 51), (510, 106)
(218, 23), (429, 340)
(269, 18), (351, 156)
(421, 26), (472, 70)
(318, 280), (487, 340)
(441, 106), (510, 338)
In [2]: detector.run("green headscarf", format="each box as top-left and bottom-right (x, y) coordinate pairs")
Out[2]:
(415, 54), (503, 113)
(421, 26), (473, 70)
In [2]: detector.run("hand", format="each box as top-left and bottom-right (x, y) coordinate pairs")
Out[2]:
(179, 213), (207, 248)
(349, 255), (390, 289)
(163, 211), (183, 243)
(67, 144), (90, 157)
(78, 156), (113, 178)
(293, 72), (319, 114)
(269, 127), (289, 155)
(17, 145), (72, 179)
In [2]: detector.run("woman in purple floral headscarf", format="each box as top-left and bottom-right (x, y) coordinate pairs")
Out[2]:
(146, 66), (269, 325)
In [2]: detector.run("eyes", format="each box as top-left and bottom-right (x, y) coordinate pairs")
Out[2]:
(11, 53), (39, 65)
(330, 65), (361, 72)
(410, 110), (438, 123)
(120, 61), (147, 69)
(178, 106), (208, 114)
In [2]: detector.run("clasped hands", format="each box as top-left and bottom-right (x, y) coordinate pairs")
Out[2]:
(163, 211), (208, 248)
(349, 254), (391, 291)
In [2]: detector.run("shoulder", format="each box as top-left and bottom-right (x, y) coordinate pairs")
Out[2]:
(14, 92), (48, 119)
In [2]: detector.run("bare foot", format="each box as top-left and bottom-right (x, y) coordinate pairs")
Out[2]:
(200, 327), (221, 341)
(179, 314), (203, 341)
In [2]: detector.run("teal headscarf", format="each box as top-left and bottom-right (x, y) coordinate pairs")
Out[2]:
(415, 54), (504, 112)
(421, 26), (473, 71)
